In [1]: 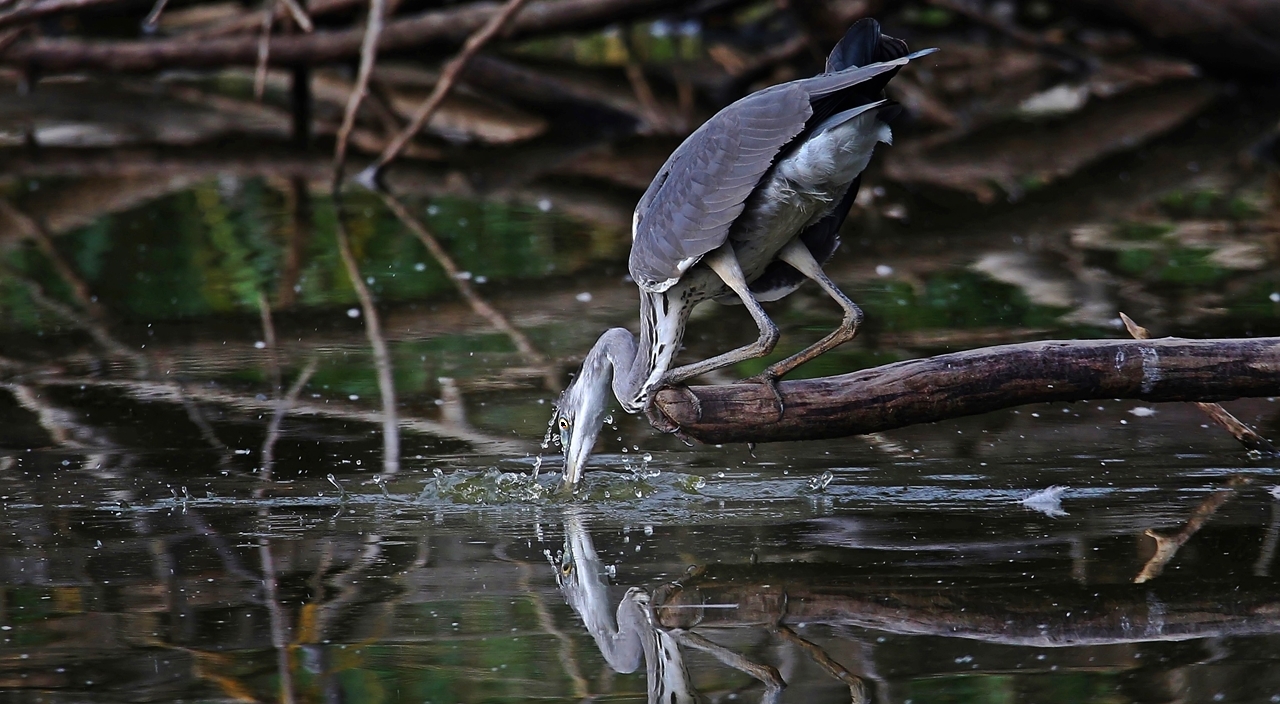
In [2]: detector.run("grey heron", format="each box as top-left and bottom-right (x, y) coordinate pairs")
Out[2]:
(551, 19), (935, 490)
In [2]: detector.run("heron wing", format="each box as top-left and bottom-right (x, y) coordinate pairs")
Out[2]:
(628, 52), (931, 293)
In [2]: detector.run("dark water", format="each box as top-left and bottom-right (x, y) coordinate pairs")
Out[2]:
(4, 100), (1280, 702)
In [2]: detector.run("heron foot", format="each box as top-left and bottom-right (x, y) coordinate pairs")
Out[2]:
(743, 370), (785, 420)
(644, 386), (701, 446)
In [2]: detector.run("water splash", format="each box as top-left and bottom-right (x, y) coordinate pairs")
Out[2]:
(807, 470), (834, 492)
(1021, 485), (1069, 517)
(327, 474), (346, 499)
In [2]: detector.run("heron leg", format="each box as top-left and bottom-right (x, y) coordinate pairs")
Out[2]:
(751, 238), (863, 383)
(661, 244), (781, 387)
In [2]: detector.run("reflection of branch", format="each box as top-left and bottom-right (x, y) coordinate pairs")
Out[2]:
(276, 177), (312, 308)
(378, 189), (558, 390)
(496, 543), (590, 698)
(1257, 499), (1280, 577)
(770, 623), (867, 703)
(8, 267), (144, 367)
(333, 210), (400, 473)
(672, 630), (785, 703)
(0, 200), (104, 318)
(37, 376), (524, 451)
(1134, 476), (1251, 583)
(361, 0), (530, 178)
(260, 540), (296, 704)
(258, 292), (283, 394)
(260, 359), (319, 479)
(436, 376), (467, 426)
(2, 383), (103, 448)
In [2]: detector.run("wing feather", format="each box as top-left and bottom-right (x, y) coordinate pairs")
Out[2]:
(628, 51), (934, 292)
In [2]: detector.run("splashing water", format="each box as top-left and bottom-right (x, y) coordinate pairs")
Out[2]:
(807, 470), (834, 492)
(1021, 485), (1069, 517)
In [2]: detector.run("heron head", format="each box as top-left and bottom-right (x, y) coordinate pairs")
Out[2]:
(550, 351), (615, 492)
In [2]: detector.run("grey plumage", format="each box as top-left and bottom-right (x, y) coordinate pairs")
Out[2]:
(552, 20), (936, 491)
(630, 42), (931, 292)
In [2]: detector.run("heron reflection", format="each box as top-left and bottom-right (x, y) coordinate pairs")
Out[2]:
(554, 512), (784, 703)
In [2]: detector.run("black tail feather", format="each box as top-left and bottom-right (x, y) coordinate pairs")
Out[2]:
(826, 18), (910, 72)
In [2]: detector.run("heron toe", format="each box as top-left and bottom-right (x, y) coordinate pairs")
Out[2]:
(743, 370), (786, 420)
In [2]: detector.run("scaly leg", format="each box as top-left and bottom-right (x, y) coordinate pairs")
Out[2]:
(661, 243), (780, 386)
(750, 238), (863, 384)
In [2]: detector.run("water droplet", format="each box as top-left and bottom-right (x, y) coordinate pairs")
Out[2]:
(642, 452), (652, 462)
(603, 414), (613, 425)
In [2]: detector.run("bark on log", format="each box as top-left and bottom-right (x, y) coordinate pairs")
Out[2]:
(652, 337), (1280, 444)
(1, 0), (690, 72)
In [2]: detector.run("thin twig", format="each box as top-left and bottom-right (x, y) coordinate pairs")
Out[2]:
(141, 0), (171, 33)
(332, 0), (387, 185)
(276, 0), (313, 32)
(1120, 312), (1278, 454)
(254, 7), (276, 99)
(357, 0), (530, 183)
(333, 204), (400, 472)
(377, 189), (559, 390)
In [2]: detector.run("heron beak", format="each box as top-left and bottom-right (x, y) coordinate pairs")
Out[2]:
(560, 421), (601, 494)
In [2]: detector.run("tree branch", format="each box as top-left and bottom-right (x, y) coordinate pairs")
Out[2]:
(1, 0), (688, 72)
(652, 337), (1280, 445)
(362, 0), (528, 177)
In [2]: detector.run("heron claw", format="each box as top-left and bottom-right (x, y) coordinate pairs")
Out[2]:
(744, 371), (785, 419)
(644, 386), (700, 446)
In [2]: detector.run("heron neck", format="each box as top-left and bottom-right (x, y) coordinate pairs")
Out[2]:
(588, 290), (687, 414)
(627, 289), (687, 412)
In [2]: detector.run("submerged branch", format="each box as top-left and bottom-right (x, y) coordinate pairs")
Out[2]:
(652, 337), (1280, 444)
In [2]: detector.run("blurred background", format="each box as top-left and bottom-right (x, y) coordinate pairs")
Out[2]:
(2, 0), (1280, 701)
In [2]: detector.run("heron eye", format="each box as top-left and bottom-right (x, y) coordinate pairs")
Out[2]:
(558, 418), (570, 431)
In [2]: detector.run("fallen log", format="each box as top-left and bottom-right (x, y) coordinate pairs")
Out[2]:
(0, 0), (691, 72)
(652, 337), (1280, 444)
